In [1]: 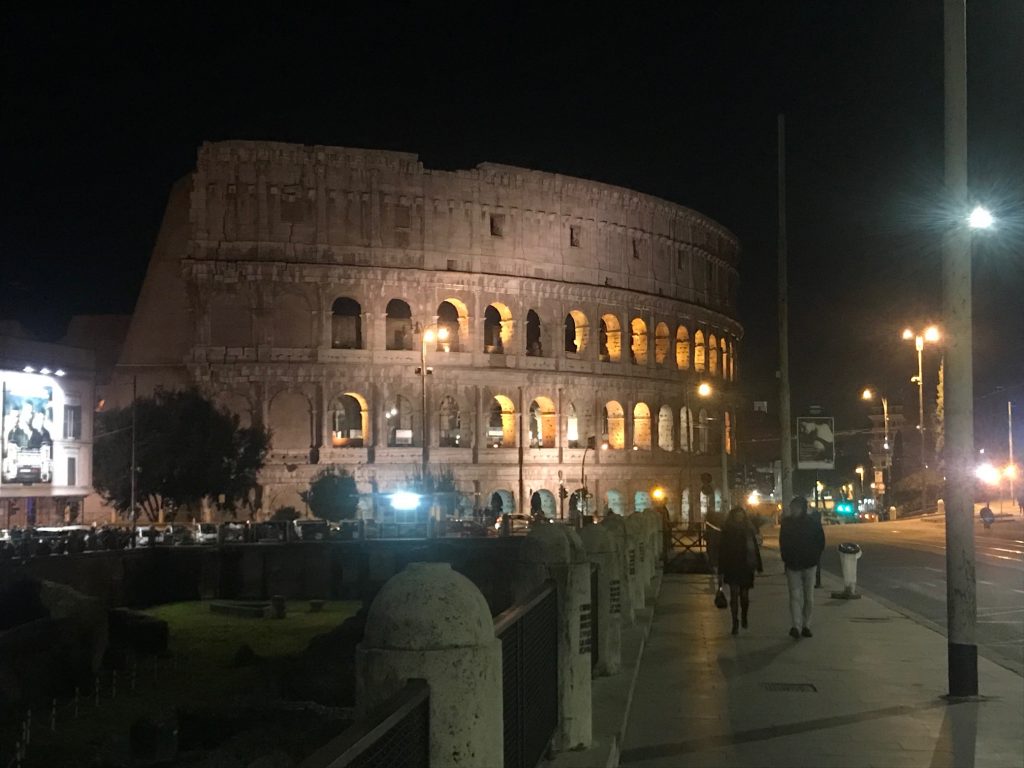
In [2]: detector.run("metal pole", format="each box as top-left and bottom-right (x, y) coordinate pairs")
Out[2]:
(720, 411), (729, 511)
(420, 328), (428, 479)
(942, 0), (977, 697)
(917, 339), (928, 514)
(777, 114), (794, 506)
(130, 375), (137, 545)
(1009, 401), (1015, 513)
(883, 397), (891, 516)
(581, 446), (590, 517)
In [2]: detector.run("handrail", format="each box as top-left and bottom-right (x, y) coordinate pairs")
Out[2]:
(493, 580), (555, 635)
(299, 679), (429, 768)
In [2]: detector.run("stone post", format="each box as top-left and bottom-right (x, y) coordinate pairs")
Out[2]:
(624, 514), (647, 610)
(356, 563), (502, 768)
(578, 523), (622, 676)
(601, 512), (636, 625)
(516, 524), (592, 751)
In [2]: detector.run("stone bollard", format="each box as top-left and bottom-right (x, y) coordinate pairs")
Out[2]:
(600, 513), (635, 626)
(624, 514), (647, 610)
(356, 562), (502, 768)
(517, 524), (592, 751)
(644, 508), (665, 569)
(578, 524), (622, 676)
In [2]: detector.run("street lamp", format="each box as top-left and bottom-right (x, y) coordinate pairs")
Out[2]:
(855, 465), (865, 500)
(580, 437), (608, 521)
(861, 387), (892, 514)
(695, 382), (729, 512)
(902, 325), (940, 513)
(416, 322), (449, 480)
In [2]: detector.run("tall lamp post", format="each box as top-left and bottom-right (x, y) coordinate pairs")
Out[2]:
(695, 382), (729, 512)
(416, 323), (449, 480)
(580, 437), (607, 521)
(902, 325), (940, 514)
(861, 388), (891, 515)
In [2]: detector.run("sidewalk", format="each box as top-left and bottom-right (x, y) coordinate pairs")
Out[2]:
(618, 546), (1024, 768)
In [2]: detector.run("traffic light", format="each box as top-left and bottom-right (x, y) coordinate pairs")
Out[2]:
(558, 485), (568, 500)
(834, 501), (855, 516)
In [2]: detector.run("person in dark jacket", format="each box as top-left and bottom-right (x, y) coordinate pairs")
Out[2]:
(718, 506), (763, 635)
(780, 496), (826, 639)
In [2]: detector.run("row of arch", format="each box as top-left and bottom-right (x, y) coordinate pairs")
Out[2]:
(255, 388), (733, 456)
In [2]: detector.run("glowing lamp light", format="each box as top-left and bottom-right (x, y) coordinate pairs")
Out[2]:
(924, 326), (941, 343)
(55, 369), (66, 377)
(974, 463), (1000, 487)
(902, 328), (914, 341)
(390, 491), (421, 511)
(968, 206), (994, 230)
(651, 487), (666, 502)
(40, 367), (51, 375)
(861, 388), (874, 401)
(697, 382), (712, 398)
(1004, 464), (1019, 480)
(747, 490), (760, 506)
(22, 366), (35, 373)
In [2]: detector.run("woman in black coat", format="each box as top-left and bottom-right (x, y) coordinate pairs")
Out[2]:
(718, 506), (763, 635)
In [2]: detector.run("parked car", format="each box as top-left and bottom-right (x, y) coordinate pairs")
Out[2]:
(493, 514), (533, 535)
(443, 519), (489, 537)
(193, 522), (219, 544)
(134, 525), (166, 547)
(293, 519), (330, 541)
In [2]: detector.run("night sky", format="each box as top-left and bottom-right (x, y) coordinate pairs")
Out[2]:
(3, 2), (1022, 473)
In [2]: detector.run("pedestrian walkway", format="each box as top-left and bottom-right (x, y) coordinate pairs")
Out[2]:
(618, 546), (1024, 768)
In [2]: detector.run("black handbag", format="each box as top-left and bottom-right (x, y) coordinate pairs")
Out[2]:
(714, 588), (728, 609)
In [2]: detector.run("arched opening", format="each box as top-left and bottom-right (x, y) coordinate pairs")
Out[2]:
(331, 297), (362, 349)
(698, 408), (710, 454)
(630, 318), (648, 365)
(676, 326), (690, 370)
(484, 303), (513, 353)
(526, 309), (543, 357)
(681, 487), (691, 521)
(530, 489), (557, 518)
(709, 333), (719, 376)
(272, 292), (313, 348)
(605, 489), (626, 516)
(487, 395), (516, 447)
(657, 405), (674, 450)
(489, 490), (515, 515)
(654, 322), (670, 365)
(436, 300), (464, 352)
(599, 314), (622, 362)
(694, 330), (706, 372)
(385, 394), (416, 446)
(680, 406), (694, 452)
(385, 299), (413, 350)
(603, 401), (625, 450)
(528, 396), (557, 448)
(438, 395), (465, 447)
(634, 491), (653, 512)
(268, 390), (311, 450)
(633, 402), (651, 450)
(725, 410), (733, 455)
(729, 340), (736, 381)
(720, 337), (729, 379)
(566, 402), (580, 448)
(564, 310), (589, 354)
(329, 392), (368, 447)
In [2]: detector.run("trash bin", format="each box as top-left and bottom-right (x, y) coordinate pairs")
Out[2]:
(832, 542), (863, 600)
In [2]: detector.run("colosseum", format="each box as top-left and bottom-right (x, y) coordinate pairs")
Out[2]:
(111, 140), (742, 525)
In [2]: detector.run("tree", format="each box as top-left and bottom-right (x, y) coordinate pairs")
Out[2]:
(302, 467), (359, 522)
(405, 465), (460, 518)
(93, 388), (270, 521)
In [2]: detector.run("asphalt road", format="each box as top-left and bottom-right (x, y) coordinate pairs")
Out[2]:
(819, 514), (1024, 675)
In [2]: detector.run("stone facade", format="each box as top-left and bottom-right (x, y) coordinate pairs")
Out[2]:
(112, 141), (742, 521)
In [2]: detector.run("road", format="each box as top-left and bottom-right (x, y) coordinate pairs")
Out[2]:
(819, 515), (1024, 675)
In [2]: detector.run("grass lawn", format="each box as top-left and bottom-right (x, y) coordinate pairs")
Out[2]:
(8, 599), (361, 767)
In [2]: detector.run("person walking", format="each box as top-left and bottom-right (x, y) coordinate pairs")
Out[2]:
(718, 506), (763, 635)
(780, 496), (825, 639)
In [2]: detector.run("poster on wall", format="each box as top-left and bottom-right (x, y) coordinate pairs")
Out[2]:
(3, 379), (55, 484)
(796, 416), (835, 470)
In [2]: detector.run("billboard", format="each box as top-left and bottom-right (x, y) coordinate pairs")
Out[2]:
(3, 373), (61, 485)
(796, 416), (835, 470)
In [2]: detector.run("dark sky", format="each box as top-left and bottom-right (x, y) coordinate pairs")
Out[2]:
(2, 2), (1022, 466)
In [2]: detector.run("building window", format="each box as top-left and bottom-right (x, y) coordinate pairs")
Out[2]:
(67, 457), (77, 487)
(570, 225), (581, 247)
(632, 239), (640, 259)
(63, 405), (82, 440)
(490, 213), (505, 237)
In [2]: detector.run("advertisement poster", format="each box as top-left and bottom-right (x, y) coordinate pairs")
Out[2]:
(796, 416), (835, 470)
(3, 379), (55, 484)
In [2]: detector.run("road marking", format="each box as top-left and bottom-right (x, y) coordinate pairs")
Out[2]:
(991, 547), (1024, 555)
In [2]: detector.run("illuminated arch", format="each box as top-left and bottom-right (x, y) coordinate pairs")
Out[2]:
(694, 330), (706, 372)
(680, 406), (694, 452)
(328, 391), (369, 447)
(633, 402), (652, 450)
(657, 404), (674, 451)
(725, 410), (733, 455)
(654, 322), (670, 365)
(605, 489), (626, 516)
(487, 394), (516, 447)
(675, 326), (690, 370)
(530, 489), (557, 517)
(384, 393), (416, 447)
(630, 318), (648, 365)
(564, 310), (589, 354)
(437, 299), (467, 352)
(438, 395), (465, 447)
(709, 333), (719, 376)
(603, 400), (625, 449)
(599, 314), (622, 362)
(526, 309), (544, 357)
(720, 336), (728, 379)
(528, 396), (557, 448)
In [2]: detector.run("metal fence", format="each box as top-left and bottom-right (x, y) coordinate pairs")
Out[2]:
(494, 582), (559, 768)
(299, 679), (429, 768)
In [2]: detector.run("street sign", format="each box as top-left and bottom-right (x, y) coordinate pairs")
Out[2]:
(796, 416), (835, 470)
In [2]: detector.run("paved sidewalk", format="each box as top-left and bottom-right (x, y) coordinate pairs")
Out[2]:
(618, 547), (1024, 768)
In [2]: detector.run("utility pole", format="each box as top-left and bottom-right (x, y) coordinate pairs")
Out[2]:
(941, 0), (977, 698)
(1009, 401), (1015, 513)
(130, 375), (138, 546)
(777, 114), (794, 507)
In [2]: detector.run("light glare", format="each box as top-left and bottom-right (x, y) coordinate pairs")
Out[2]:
(974, 463), (1000, 486)
(968, 206), (994, 230)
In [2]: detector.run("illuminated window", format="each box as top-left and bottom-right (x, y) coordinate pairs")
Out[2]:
(63, 405), (82, 440)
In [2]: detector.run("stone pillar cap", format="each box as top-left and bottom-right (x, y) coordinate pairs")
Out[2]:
(579, 522), (615, 555)
(363, 562), (493, 651)
(522, 523), (587, 565)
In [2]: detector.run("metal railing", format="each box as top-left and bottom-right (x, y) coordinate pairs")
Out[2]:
(494, 582), (558, 768)
(299, 679), (429, 768)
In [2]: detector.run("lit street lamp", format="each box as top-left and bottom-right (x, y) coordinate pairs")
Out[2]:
(580, 437), (608, 521)
(855, 465), (865, 500)
(695, 382), (729, 512)
(902, 326), (940, 513)
(416, 322), (449, 480)
(861, 388), (892, 514)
